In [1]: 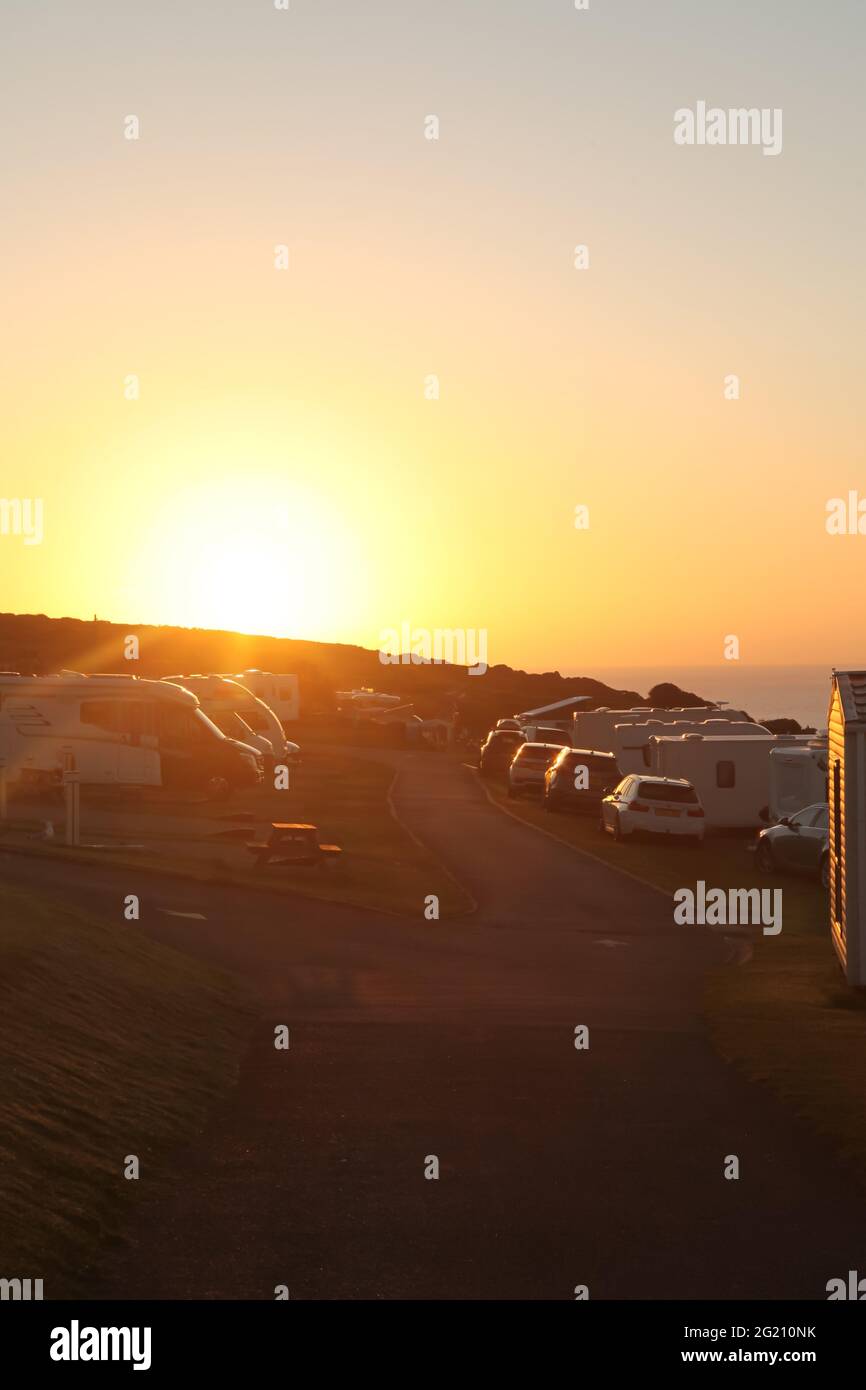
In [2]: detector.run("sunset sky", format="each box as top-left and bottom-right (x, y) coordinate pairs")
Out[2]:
(2, 0), (864, 672)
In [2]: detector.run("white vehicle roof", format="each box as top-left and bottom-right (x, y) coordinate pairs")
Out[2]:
(631, 774), (695, 785)
(164, 674), (254, 698)
(0, 672), (199, 706)
(516, 696), (590, 719)
(650, 733), (786, 745)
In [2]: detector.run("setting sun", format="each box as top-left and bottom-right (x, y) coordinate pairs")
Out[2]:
(135, 474), (362, 640)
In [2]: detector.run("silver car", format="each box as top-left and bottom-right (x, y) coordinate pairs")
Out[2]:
(755, 803), (829, 886)
(507, 742), (562, 798)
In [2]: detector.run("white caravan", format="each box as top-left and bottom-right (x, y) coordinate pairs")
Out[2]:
(572, 705), (748, 755)
(163, 675), (293, 765)
(230, 670), (300, 724)
(0, 673), (262, 796)
(768, 739), (828, 822)
(612, 718), (770, 775)
(649, 733), (816, 829)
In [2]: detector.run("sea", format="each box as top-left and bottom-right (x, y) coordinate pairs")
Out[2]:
(574, 666), (839, 732)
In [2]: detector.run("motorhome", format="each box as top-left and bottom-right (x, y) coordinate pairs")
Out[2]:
(768, 739), (828, 822)
(612, 718), (770, 775)
(230, 670), (300, 724)
(0, 673), (262, 798)
(164, 675), (293, 766)
(571, 705), (748, 754)
(649, 732), (815, 830)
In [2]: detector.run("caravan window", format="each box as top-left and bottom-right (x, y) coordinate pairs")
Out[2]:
(80, 701), (116, 732)
(115, 702), (156, 737)
(716, 760), (736, 788)
(156, 705), (203, 745)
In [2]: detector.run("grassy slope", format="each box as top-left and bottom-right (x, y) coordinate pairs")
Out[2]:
(486, 778), (866, 1171)
(0, 883), (253, 1295)
(2, 749), (471, 918)
(199, 746), (472, 915)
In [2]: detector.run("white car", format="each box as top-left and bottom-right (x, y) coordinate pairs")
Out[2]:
(600, 775), (705, 843)
(507, 742), (562, 798)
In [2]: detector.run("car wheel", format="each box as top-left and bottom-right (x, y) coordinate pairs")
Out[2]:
(820, 853), (829, 891)
(544, 795), (558, 813)
(756, 842), (774, 874)
(612, 814), (624, 842)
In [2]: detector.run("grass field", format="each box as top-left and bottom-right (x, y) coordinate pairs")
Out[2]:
(0, 747), (472, 918)
(0, 883), (253, 1296)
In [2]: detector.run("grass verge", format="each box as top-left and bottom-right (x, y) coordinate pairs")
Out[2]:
(0, 748), (472, 918)
(0, 883), (253, 1296)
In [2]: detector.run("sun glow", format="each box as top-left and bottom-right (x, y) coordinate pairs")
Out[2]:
(133, 476), (362, 641)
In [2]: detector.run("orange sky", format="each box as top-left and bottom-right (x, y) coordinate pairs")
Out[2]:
(2, 0), (864, 671)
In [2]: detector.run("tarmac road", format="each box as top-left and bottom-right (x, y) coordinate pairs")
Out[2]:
(3, 751), (863, 1300)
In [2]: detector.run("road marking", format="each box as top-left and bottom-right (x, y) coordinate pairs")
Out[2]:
(159, 909), (207, 920)
(595, 938), (629, 948)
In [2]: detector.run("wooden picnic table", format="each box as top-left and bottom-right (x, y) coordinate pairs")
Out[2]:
(270, 823), (318, 844)
(246, 822), (342, 869)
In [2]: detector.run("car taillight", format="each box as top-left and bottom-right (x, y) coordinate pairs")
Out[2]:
(631, 801), (650, 813)
(687, 808), (704, 818)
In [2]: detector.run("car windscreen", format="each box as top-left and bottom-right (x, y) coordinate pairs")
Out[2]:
(211, 711), (248, 738)
(516, 746), (555, 762)
(193, 708), (226, 741)
(637, 781), (698, 804)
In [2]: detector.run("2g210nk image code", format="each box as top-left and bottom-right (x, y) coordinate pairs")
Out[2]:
(684, 1326), (816, 1342)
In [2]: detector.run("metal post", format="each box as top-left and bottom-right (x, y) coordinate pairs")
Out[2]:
(62, 749), (80, 846)
(64, 776), (80, 846)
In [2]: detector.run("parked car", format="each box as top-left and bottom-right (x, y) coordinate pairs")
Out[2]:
(496, 717), (522, 731)
(544, 747), (622, 814)
(507, 742), (562, 798)
(478, 728), (526, 778)
(600, 775), (705, 843)
(755, 802), (829, 886)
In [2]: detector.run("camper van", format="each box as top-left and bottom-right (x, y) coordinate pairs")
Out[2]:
(612, 718), (770, 775)
(768, 740), (828, 822)
(164, 675), (294, 767)
(649, 733), (814, 830)
(572, 705), (747, 755)
(0, 673), (263, 798)
(229, 670), (300, 724)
